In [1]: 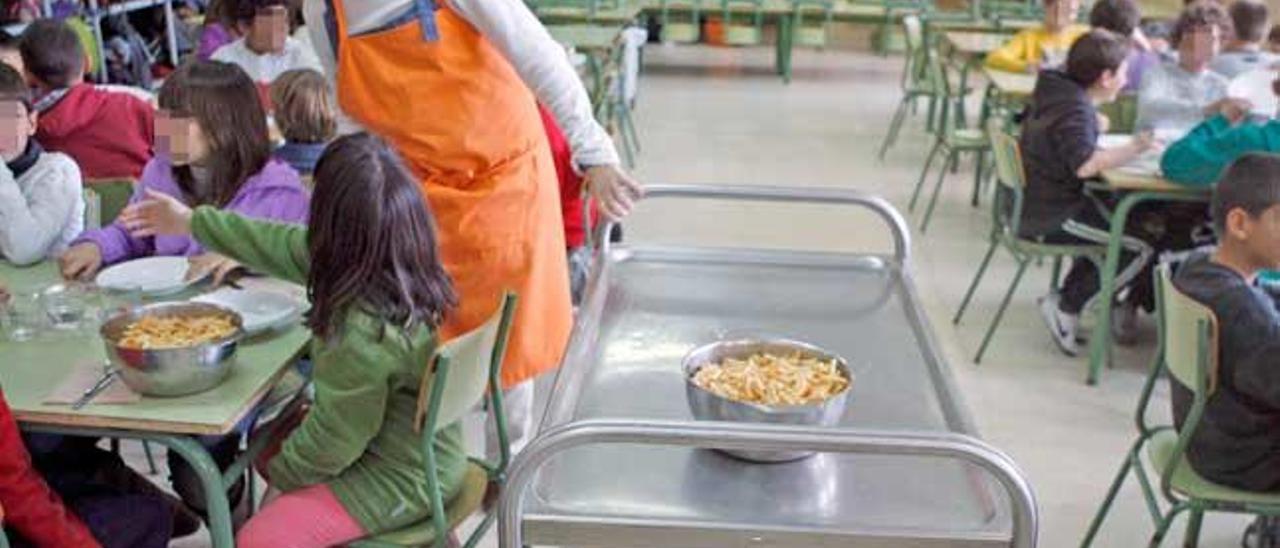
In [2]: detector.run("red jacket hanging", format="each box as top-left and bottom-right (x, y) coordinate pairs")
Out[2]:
(537, 103), (598, 250)
(0, 390), (100, 548)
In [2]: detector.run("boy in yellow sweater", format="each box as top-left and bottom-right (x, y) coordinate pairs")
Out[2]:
(986, 0), (1089, 73)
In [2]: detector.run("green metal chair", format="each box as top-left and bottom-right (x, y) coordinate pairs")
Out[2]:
(721, 0), (765, 45)
(793, 0), (835, 49)
(907, 49), (990, 233)
(351, 293), (519, 548)
(86, 178), (137, 226)
(878, 13), (940, 160)
(1098, 93), (1139, 135)
(1081, 265), (1280, 547)
(660, 0), (702, 43)
(952, 119), (1106, 363)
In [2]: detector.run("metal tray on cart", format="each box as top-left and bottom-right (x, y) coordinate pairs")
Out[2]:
(498, 185), (1038, 548)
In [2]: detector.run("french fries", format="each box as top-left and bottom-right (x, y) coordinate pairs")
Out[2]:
(119, 314), (237, 349)
(691, 352), (849, 406)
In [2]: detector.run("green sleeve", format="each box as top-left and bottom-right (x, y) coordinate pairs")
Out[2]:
(1161, 116), (1277, 187)
(984, 30), (1033, 73)
(191, 206), (310, 285)
(266, 324), (398, 491)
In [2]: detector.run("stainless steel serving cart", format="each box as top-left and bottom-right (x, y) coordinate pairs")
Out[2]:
(498, 185), (1039, 547)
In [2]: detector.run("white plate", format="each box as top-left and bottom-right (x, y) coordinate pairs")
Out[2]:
(1228, 69), (1279, 117)
(192, 288), (303, 335)
(95, 256), (197, 296)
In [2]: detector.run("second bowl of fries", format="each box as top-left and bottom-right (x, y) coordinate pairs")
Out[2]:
(683, 338), (853, 463)
(100, 302), (244, 397)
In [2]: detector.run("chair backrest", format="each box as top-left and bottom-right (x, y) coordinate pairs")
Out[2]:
(1156, 264), (1219, 396)
(85, 178), (137, 225)
(900, 15), (926, 89)
(415, 293), (519, 431)
(986, 118), (1027, 234)
(83, 187), (101, 231)
(1097, 94), (1139, 135)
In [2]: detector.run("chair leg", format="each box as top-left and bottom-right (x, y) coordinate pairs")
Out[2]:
(954, 238), (999, 325)
(879, 98), (910, 161)
(1080, 446), (1140, 547)
(975, 258), (1029, 363)
(1050, 256), (1063, 294)
(970, 150), (987, 207)
(926, 95), (938, 132)
(143, 441), (158, 474)
(1182, 509), (1203, 548)
(1149, 506), (1190, 548)
(909, 140), (943, 212)
(921, 149), (954, 234)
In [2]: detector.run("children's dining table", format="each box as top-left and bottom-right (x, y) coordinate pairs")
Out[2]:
(0, 261), (311, 548)
(1086, 164), (1211, 385)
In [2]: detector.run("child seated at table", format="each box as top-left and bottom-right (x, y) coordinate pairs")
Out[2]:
(985, 0), (1089, 73)
(1160, 88), (1273, 186)
(1089, 0), (1160, 92)
(269, 68), (335, 176)
(59, 60), (310, 285)
(19, 20), (155, 181)
(1210, 0), (1279, 78)
(1019, 29), (1156, 355)
(119, 133), (467, 547)
(1172, 152), (1280, 493)
(1135, 2), (1233, 137)
(198, 0), (241, 60)
(211, 0), (322, 91)
(0, 64), (84, 266)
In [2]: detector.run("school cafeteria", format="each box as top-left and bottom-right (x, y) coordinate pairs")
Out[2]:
(7, 0), (1280, 546)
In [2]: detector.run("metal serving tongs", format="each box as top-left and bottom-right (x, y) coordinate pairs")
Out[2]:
(72, 363), (121, 410)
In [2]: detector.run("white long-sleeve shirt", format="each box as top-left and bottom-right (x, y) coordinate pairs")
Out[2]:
(302, 0), (620, 168)
(1134, 61), (1228, 138)
(0, 152), (84, 266)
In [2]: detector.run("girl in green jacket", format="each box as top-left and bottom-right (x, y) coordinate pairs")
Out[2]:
(120, 133), (464, 547)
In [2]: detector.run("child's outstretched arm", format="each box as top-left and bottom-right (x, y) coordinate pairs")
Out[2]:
(120, 192), (310, 285)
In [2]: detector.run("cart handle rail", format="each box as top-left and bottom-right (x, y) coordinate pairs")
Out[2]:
(497, 419), (1038, 548)
(594, 184), (913, 270)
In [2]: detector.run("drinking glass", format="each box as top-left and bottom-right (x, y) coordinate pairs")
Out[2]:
(41, 283), (90, 331)
(2, 287), (45, 342)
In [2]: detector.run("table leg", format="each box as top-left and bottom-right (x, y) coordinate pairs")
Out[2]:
(777, 13), (795, 84)
(150, 435), (236, 548)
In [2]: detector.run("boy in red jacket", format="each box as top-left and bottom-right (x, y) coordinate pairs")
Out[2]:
(19, 20), (153, 181)
(0, 389), (100, 548)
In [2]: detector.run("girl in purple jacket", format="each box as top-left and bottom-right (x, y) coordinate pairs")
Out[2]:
(60, 60), (309, 284)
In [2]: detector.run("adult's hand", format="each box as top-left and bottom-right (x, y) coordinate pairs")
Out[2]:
(119, 189), (194, 237)
(59, 243), (103, 281)
(585, 164), (644, 220)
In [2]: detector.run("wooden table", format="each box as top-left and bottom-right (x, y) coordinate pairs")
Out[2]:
(0, 261), (310, 548)
(943, 29), (1009, 57)
(1084, 167), (1210, 385)
(982, 66), (1035, 97)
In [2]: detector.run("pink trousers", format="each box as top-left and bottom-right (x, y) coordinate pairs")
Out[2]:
(235, 484), (366, 548)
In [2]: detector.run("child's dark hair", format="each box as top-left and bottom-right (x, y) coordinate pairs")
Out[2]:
(19, 19), (84, 89)
(1171, 2), (1230, 47)
(306, 133), (456, 341)
(1212, 153), (1280, 235)
(1229, 0), (1270, 43)
(158, 61), (270, 207)
(0, 30), (17, 51)
(270, 69), (336, 144)
(0, 64), (31, 111)
(1066, 29), (1130, 86)
(229, 0), (287, 23)
(1270, 23), (1280, 44)
(1090, 0), (1142, 37)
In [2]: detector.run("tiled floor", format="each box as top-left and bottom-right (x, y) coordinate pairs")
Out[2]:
(159, 38), (1254, 547)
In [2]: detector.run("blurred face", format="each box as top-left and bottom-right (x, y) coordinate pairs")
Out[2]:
(1179, 25), (1221, 72)
(0, 101), (35, 163)
(243, 6), (288, 55)
(1045, 0), (1081, 32)
(1229, 205), (1280, 271)
(156, 111), (209, 166)
(0, 49), (23, 76)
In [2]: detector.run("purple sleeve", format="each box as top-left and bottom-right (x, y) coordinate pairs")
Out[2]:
(71, 185), (155, 265)
(225, 169), (311, 225)
(198, 24), (233, 61)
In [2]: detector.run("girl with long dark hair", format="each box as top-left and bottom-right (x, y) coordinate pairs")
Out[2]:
(120, 133), (462, 546)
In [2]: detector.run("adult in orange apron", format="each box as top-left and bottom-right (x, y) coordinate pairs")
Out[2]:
(327, 0), (571, 390)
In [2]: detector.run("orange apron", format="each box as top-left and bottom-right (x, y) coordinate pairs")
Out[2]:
(329, 0), (571, 388)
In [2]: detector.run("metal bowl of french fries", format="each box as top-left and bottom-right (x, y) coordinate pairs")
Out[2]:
(100, 302), (244, 397)
(683, 338), (853, 463)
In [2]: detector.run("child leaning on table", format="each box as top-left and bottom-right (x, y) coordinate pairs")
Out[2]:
(1171, 152), (1280, 493)
(119, 133), (468, 547)
(1160, 78), (1280, 186)
(0, 64), (84, 266)
(59, 60), (310, 286)
(1018, 29), (1157, 356)
(985, 0), (1089, 73)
